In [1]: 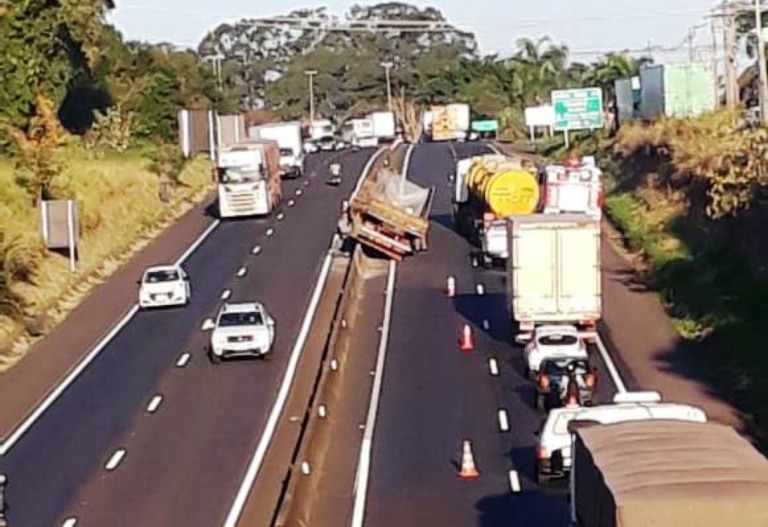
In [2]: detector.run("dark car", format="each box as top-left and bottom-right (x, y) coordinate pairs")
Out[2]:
(535, 357), (597, 411)
(317, 135), (337, 151)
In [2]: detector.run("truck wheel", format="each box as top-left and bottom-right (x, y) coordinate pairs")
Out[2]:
(536, 468), (550, 487)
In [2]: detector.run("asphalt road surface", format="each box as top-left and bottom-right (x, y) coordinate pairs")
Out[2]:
(364, 142), (621, 527)
(0, 148), (376, 527)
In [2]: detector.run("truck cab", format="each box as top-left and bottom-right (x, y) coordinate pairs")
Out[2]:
(542, 157), (603, 218)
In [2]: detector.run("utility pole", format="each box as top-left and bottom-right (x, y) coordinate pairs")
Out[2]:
(722, 1), (739, 107)
(304, 70), (318, 125)
(756, 0), (768, 125)
(711, 13), (720, 106)
(687, 27), (696, 62)
(381, 61), (394, 112)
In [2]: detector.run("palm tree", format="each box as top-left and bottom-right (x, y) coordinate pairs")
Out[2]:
(503, 37), (569, 107)
(586, 52), (651, 102)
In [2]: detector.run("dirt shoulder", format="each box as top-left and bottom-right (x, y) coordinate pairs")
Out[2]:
(0, 196), (216, 441)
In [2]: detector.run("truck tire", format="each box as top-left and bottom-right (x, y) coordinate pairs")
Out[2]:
(535, 463), (550, 487)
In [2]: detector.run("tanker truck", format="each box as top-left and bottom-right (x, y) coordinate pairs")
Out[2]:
(452, 154), (541, 266)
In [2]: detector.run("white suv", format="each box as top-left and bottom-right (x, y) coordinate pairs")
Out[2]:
(209, 302), (275, 363)
(138, 264), (190, 309)
(534, 391), (708, 486)
(525, 324), (587, 376)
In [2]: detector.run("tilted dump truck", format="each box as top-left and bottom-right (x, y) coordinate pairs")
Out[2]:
(570, 420), (768, 527)
(348, 167), (435, 260)
(453, 154), (541, 266)
(506, 213), (601, 340)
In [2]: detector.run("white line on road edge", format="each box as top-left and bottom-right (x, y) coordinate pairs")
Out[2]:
(221, 289), (232, 300)
(62, 517), (78, 527)
(105, 448), (126, 471)
(175, 352), (191, 368)
(508, 470), (521, 493)
(223, 248), (335, 527)
(146, 395), (163, 413)
(351, 259), (397, 527)
(0, 218), (221, 456)
(594, 334), (627, 394)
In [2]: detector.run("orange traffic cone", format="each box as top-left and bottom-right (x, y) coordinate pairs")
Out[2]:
(459, 440), (480, 479)
(446, 276), (456, 298)
(459, 324), (474, 352)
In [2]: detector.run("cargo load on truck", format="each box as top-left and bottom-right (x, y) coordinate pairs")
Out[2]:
(506, 213), (601, 339)
(215, 140), (282, 218)
(453, 154), (541, 266)
(570, 420), (768, 527)
(249, 122), (303, 179)
(429, 103), (470, 142)
(348, 168), (435, 260)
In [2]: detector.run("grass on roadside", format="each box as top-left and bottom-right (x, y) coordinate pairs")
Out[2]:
(604, 186), (768, 450)
(0, 144), (212, 370)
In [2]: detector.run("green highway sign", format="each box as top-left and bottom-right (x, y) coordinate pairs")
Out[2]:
(551, 88), (604, 131)
(471, 119), (498, 132)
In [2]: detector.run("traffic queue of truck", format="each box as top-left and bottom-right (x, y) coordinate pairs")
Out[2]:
(451, 148), (768, 526)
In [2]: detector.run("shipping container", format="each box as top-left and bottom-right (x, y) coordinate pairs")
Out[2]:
(639, 63), (715, 120)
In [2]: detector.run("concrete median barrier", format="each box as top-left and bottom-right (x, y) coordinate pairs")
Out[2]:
(274, 245), (387, 526)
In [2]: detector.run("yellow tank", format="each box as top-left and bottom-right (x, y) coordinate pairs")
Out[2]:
(466, 158), (540, 216)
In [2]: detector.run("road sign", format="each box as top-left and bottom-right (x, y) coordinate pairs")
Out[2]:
(552, 88), (604, 131)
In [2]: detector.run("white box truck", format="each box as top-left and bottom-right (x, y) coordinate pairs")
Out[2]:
(369, 111), (396, 144)
(506, 213), (601, 340)
(249, 122), (303, 179)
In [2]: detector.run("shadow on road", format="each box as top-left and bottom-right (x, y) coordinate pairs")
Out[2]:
(452, 293), (509, 344)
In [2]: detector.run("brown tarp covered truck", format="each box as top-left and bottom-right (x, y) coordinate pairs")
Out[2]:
(571, 420), (768, 527)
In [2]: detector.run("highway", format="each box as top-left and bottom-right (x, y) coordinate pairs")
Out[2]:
(362, 142), (626, 527)
(0, 149), (377, 526)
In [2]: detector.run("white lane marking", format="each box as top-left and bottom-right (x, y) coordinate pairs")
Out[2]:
(476, 283), (485, 296)
(266, 227), (274, 237)
(223, 249), (334, 527)
(62, 518), (78, 527)
(223, 147), (382, 527)
(482, 319), (490, 331)
(594, 334), (627, 393)
(236, 266), (247, 277)
(221, 289), (231, 300)
(318, 404), (327, 418)
(301, 461), (311, 474)
(176, 352), (191, 368)
(252, 245), (262, 255)
(0, 217), (221, 455)
(488, 358), (499, 376)
(509, 470), (521, 493)
(105, 448), (126, 471)
(498, 409), (510, 432)
(351, 259), (397, 527)
(288, 199), (295, 207)
(296, 189), (303, 196)
(146, 395), (163, 413)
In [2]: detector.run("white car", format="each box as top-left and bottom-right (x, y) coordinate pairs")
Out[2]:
(534, 391), (708, 486)
(524, 325), (587, 376)
(138, 264), (190, 309)
(209, 301), (275, 363)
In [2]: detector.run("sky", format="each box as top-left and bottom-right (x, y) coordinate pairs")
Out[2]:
(110, 0), (720, 63)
